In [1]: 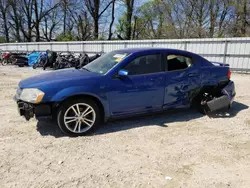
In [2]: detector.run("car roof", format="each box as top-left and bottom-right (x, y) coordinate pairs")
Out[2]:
(115, 48), (197, 56)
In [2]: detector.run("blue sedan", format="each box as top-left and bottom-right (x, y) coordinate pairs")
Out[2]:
(15, 48), (235, 136)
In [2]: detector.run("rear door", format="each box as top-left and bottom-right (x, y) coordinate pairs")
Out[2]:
(163, 53), (201, 109)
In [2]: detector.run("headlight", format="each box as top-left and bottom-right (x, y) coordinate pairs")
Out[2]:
(20, 88), (45, 104)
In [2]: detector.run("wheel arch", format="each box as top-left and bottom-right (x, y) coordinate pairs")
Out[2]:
(55, 94), (106, 122)
(190, 82), (228, 106)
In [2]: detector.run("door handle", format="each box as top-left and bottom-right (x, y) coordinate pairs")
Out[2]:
(150, 77), (163, 81)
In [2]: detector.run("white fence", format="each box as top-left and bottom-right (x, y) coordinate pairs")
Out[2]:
(1, 37), (250, 71)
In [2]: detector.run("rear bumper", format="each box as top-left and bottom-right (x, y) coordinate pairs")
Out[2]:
(206, 81), (236, 112)
(221, 80), (236, 104)
(15, 100), (52, 120)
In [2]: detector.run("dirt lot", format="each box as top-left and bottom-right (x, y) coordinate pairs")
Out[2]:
(0, 66), (250, 188)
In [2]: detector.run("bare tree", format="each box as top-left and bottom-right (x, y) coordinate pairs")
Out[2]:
(42, 8), (61, 41)
(209, 0), (216, 37)
(8, 0), (23, 41)
(123, 0), (134, 40)
(231, 0), (249, 37)
(77, 12), (92, 40)
(241, 0), (248, 35)
(60, 0), (69, 36)
(33, 0), (59, 41)
(234, 0), (249, 36)
(85, 0), (114, 39)
(19, 0), (34, 41)
(0, 0), (10, 42)
(217, 0), (231, 37)
(0, 0), (249, 42)
(108, 0), (116, 40)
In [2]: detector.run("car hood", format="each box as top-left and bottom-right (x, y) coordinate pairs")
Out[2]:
(19, 68), (101, 88)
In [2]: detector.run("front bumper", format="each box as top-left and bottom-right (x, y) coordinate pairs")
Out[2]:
(15, 98), (52, 120)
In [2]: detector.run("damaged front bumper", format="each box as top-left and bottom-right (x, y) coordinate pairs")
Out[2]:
(14, 97), (53, 120)
(17, 101), (34, 120)
(206, 81), (236, 112)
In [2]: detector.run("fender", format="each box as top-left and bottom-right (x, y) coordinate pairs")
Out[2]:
(51, 86), (110, 118)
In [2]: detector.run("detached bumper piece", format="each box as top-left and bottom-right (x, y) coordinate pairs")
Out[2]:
(206, 95), (230, 112)
(17, 102), (34, 120)
(17, 101), (52, 120)
(206, 81), (236, 113)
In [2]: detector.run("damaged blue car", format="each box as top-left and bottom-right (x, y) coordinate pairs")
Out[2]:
(15, 48), (236, 136)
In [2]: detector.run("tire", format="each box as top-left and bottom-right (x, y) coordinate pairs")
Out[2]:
(197, 103), (207, 115)
(2, 60), (7, 66)
(43, 60), (49, 70)
(53, 62), (60, 70)
(193, 93), (210, 115)
(57, 98), (101, 136)
(33, 63), (38, 69)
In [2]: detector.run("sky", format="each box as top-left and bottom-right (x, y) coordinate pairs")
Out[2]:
(43, 0), (151, 37)
(100, 0), (151, 34)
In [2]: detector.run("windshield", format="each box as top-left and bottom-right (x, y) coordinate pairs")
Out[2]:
(84, 51), (129, 74)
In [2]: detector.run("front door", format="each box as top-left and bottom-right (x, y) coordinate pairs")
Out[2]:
(108, 54), (165, 117)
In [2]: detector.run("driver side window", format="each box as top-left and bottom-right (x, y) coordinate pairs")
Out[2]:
(124, 54), (162, 75)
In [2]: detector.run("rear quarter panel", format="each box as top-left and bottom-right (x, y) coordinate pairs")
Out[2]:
(198, 56), (229, 86)
(200, 66), (229, 86)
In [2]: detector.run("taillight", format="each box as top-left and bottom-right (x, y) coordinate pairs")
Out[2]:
(227, 70), (231, 79)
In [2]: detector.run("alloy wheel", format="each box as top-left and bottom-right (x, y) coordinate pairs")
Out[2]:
(63, 103), (96, 133)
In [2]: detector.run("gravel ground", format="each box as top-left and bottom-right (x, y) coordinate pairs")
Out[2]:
(0, 66), (250, 188)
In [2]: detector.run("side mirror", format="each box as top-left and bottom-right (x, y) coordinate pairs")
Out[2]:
(117, 69), (129, 78)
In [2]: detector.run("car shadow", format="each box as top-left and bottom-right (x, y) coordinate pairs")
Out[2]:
(93, 109), (202, 135)
(36, 101), (248, 137)
(36, 120), (65, 138)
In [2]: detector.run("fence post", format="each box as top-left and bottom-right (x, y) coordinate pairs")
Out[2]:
(223, 40), (228, 64)
(66, 43), (69, 52)
(184, 41), (188, 50)
(101, 42), (104, 53)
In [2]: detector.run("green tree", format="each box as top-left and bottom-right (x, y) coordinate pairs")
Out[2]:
(0, 36), (6, 43)
(135, 0), (166, 39)
(56, 32), (76, 41)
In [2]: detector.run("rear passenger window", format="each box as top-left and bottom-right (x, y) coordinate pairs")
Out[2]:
(125, 54), (162, 75)
(166, 55), (192, 71)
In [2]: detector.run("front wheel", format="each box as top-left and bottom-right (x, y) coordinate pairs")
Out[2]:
(33, 63), (38, 69)
(1, 59), (7, 65)
(57, 98), (101, 136)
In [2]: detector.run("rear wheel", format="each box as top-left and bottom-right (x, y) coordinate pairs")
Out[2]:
(57, 98), (100, 136)
(193, 92), (212, 115)
(193, 92), (215, 115)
